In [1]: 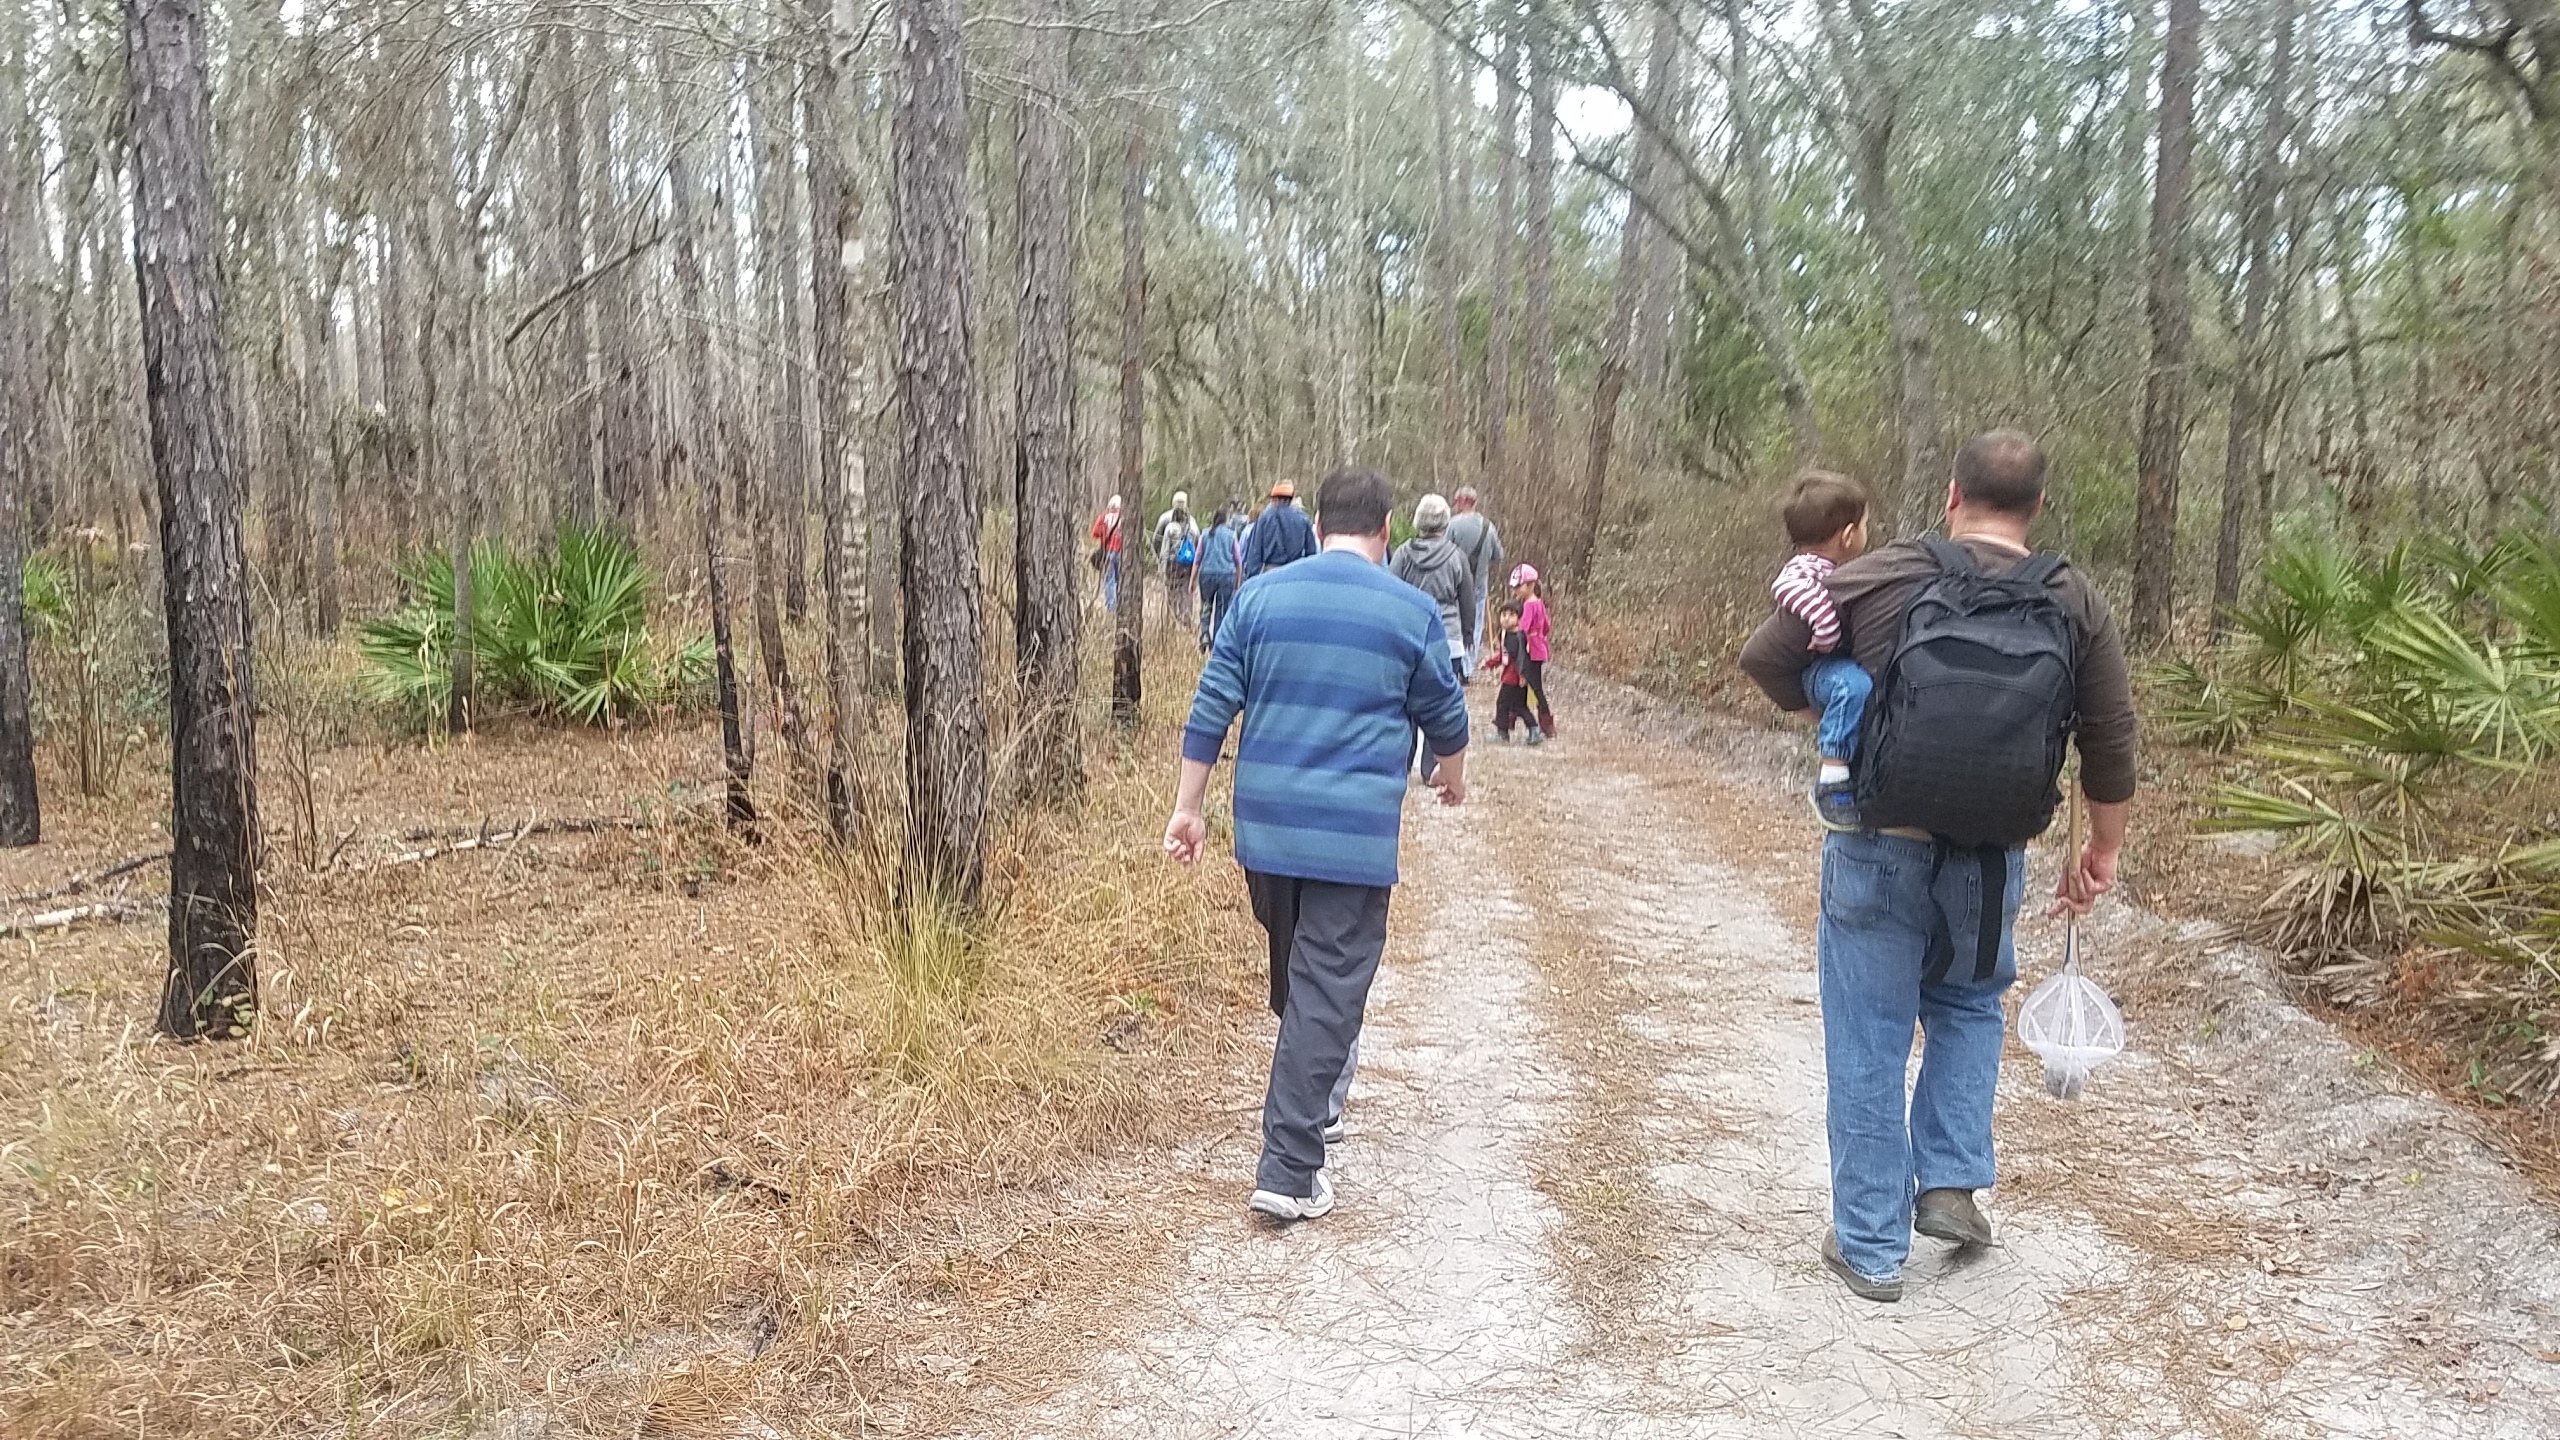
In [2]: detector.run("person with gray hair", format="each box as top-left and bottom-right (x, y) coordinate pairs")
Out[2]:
(1391, 494), (1478, 690)
(1447, 487), (1505, 669)
(1391, 493), (1479, 788)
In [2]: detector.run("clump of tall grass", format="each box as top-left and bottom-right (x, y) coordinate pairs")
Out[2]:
(358, 524), (710, 727)
(2160, 530), (2560, 1093)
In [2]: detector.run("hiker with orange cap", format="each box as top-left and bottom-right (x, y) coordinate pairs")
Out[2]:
(1240, 478), (1318, 581)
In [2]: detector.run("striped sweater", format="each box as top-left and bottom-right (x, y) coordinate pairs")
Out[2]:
(1772, 551), (1843, 653)
(1182, 550), (1471, 887)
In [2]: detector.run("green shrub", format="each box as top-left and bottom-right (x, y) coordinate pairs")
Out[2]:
(359, 526), (710, 727)
(2167, 533), (2560, 997)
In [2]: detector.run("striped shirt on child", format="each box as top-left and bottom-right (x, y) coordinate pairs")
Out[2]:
(1772, 552), (1843, 654)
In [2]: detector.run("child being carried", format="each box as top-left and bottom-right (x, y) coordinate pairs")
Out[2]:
(1770, 471), (1873, 830)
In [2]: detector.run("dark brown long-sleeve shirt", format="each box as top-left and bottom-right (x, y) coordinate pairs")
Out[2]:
(1739, 535), (2139, 804)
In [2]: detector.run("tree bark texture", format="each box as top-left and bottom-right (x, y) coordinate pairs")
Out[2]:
(894, 0), (989, 903)
(1014, 0), (1080, 797)
(1725, 0), (1819, 466)
(0, 164), (39, 845)
(2131, 0), (2205, 647)
(750, 68), (807, 785)
(666, 57), (756, 831)
(1431, 36), (1464, 489)
(1570, 2), (1677, 588)
(806, 0), (864, 843)
(1112, 116), (1147, 727)
(1520, 18), (1559, 558)
(2213, 0), (2295, 632)
(128, 0), (259, 1040)
(1481, 16), (1520, 503)
(1820, 0), (1941, 528)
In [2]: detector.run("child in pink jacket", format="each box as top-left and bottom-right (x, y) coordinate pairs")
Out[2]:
(1511, 564), (1556, 738)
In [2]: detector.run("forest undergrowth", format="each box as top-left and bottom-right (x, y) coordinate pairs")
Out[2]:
(0, 623), (1258, 1438)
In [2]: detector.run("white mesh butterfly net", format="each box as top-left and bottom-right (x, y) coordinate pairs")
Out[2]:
(2016, 915), (2122, 1100)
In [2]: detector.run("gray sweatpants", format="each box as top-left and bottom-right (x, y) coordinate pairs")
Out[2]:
(1246, 871), (1392, 1195)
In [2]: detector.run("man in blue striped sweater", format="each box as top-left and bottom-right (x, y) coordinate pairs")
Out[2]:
(1164, 467), (1471, 1222)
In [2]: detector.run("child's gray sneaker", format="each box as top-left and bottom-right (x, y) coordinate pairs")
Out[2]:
(1812, 779), (1862, 832)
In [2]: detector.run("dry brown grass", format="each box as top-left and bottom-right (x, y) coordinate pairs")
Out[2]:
(0, 635), (1261, 1437)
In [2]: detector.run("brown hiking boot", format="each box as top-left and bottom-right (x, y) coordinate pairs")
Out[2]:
(1915, 1188), (1994, 1248)
(1820, 1230), (1903, 1303)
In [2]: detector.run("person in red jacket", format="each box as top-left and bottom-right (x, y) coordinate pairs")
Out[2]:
(1090, 495), (1126, 611)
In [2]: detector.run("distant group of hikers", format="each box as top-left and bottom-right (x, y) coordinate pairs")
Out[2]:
(1160, 428), (2133, 1307)
(1091, 481), (1555, 741)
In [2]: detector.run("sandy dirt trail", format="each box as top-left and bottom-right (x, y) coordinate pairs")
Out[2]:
(1002, 676), (2560, 1439)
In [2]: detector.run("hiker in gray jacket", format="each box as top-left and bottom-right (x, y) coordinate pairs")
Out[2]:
(1446, 487), (1504, 668)
(1392, 494), (1478, 786)
(1391, 493), (1479, 686)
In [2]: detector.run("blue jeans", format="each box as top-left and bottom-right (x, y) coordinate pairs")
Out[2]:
(1102, 552), (1120, 612)
(1817, 830), (2023, 1282)
(1199, 573), (1236, 648)
(1805, 656), (1872, 762)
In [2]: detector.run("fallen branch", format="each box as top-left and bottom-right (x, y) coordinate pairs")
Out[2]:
(385, 815), (643, 847)
(0, 851), (172, 909)
(333, 816), (645, 875)
(0, 899), (150, 938)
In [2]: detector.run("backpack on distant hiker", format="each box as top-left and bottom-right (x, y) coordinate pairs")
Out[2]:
(1175, 531), (1197, 567)
(1854, 538), (2078, 850)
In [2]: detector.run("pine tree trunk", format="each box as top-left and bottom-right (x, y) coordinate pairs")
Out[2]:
(1431, 36), (1464, 489)
(751, 67), (806, 783)
(551, 31), (595, 527)
(0, 166), (39, 846)
(666, 54), (755, 830)
(309, 263), (342, 636)
(1819, 0), (1940, 528)
(806, 0), (864, 843)
(1014, 0), (1081, 798)
(894, 0), (989, 902)
(2213, 0), (2294, 633)
(129, 0), (258, 1040)
(2131, 0), (2204, 647)
(1726, 0), (1818, 467)
(1520, 22), (1559, 555)
(1481, 14), (1520, 502)
(1571, 3), (1676, 587)
(1111, 115), (1147, 727)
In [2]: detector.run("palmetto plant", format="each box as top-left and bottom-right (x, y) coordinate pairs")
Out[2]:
(2167, 534), (2560, 1016)
(359, 526), (711, 727)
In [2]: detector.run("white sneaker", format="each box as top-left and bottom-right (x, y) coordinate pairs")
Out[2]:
(1247, 1170), (1336, 1222)
(1321, 1114), (1347, 1144)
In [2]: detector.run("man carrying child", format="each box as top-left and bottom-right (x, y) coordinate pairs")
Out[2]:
(1741, 431), (2138, 1304)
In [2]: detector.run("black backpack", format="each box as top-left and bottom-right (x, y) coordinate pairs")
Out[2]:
(1855, 538), (2079, 849)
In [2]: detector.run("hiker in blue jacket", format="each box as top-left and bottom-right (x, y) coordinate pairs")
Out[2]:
(1240, 477), (1317, 580)
(1194, 505), (1244, 650)
(1166, 467), (1468, 1224)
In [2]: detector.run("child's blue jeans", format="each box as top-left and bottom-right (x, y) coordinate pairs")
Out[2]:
(1805, 656), (1873, 761)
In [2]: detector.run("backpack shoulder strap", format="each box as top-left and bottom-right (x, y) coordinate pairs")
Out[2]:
(1919, 536), (1976, 576)
(2009, 552), (2067, 588)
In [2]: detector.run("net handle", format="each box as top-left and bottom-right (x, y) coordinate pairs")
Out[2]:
(2062, 782), (2083, 975)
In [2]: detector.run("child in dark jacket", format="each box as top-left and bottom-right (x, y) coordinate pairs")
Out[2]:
(1481, 601), (1545, 744)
